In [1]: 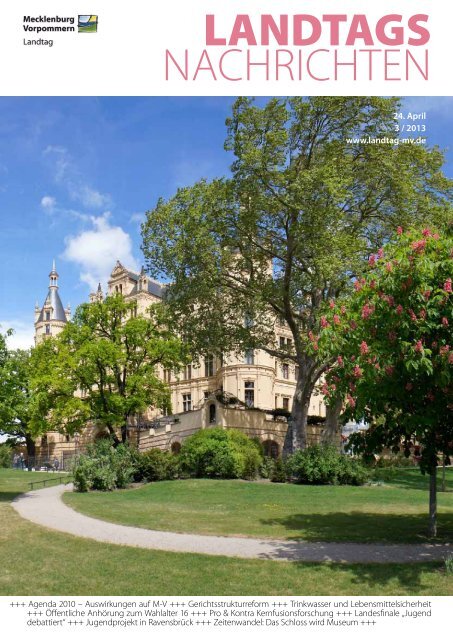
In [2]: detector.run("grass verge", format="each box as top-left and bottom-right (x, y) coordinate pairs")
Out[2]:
(1, 469), (452, 596)
(64, 468), (453, 543)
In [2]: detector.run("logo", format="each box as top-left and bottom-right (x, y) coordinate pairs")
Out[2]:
(78, 15), (98, 33)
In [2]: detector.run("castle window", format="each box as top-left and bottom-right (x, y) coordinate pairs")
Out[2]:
(184, 364), (192, 380)
(282, 363), (289, 379)
(244, 349), (254, 365)
(263, 440), (279, 459)
(280, 336), (292, 350)
(282, 397), (290, 411)
(45, 311), (51, 321)
(171, 441), (181, 454)
(45, 324), (51, 335)
(182, 393), (192, 412)
(163, 369), (172, 383)
(209, 403), (216, 424)
(244, 381), (255, 407)
(204, 356), (214, 377)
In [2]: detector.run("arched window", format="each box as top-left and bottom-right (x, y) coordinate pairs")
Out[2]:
(94, 430), (110, 441)
(171, 441), (181, 454)
(209, 403), (216, 424)
(263, 440), (279, 459)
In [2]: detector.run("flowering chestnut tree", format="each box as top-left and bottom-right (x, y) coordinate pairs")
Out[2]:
(318, 226), (452, 537)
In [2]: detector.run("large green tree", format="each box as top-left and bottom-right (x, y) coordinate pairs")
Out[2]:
(319, 226), (452, 536)
(142, 97), (453, 451)
(31, 296), (188, 445)
(0, 347), (40, 457)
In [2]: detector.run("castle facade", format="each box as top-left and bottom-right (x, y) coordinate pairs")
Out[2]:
(33, 261), (327, 465)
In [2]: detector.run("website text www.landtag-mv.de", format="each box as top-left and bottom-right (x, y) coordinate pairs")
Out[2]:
(22, 16), (76, 48)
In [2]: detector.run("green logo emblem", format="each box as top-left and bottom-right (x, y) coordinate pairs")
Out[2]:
(78, 15), (98, 33)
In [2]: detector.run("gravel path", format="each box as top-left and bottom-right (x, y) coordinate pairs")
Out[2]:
(12, 484), (451, 564)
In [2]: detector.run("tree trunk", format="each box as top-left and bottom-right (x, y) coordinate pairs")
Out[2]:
(428, 469), (437, 538)
(106, 425), (120, 447)
(25, 434), (36, 458)
(322, 396), (343, 446)
(121, 424), (128, 444)
(284, 363), (316, 454)
(284, 400), (310, 454)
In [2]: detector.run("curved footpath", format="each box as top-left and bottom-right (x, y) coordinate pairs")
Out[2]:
(12, 484), (451, 564)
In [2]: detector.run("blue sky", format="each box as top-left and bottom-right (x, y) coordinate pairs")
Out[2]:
(1, 96), (453, 349)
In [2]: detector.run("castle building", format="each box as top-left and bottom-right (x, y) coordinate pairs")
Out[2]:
(101, 261), (325, 419)
(33, 261), (327, 466)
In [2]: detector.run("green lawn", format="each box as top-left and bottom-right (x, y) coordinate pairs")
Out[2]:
(64, 468), (453, 543)
(1, 469), (452, 596)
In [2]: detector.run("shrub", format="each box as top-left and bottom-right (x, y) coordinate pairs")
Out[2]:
(336, 455), (370, 486)
(270, 457), (288, 483)
(0, 444), (12, 468)
(287, 444), (369, 485)
(72, 439), (136, 492)
(180, 428), (263, 479)
(259, 457), (275, 479)
(135, 448), (180, 482)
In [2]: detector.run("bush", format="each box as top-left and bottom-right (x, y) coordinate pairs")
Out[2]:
(259, 457), (275, 479)
(0, 444), (12, 468)
(72, 439), (136, 492)
(287, 444), (369, 485)
(336, 455), (370, 486)
(180, 428), (263, 479)
(135, 448), (180, 482)
(270, 457), (288, 483)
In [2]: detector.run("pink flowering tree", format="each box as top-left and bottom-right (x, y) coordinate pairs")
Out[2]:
(318, 226), (452, 537)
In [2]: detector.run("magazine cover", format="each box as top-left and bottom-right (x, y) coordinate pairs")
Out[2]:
(1, 1), (452, 638)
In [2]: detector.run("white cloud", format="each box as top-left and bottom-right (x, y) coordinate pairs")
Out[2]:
(77, 186), (110, 209)
(43, 145), (70, 182)
(41, 195), (56, 212)
(130, 212), (146, 225)
(1, 320), (34, 350)
(62, 213), (138, 290)
(42, 145), (111, 210)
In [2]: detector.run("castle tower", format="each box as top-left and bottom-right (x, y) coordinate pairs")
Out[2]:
(89, 282), (104, 303)
(34, 261), (71, 345)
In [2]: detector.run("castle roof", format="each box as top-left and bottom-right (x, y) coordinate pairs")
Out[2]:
(127, 271), (164, 298)
(37, 262), (68, 323)
(110, 261), (164, 298)
(37, 288), (67, 323)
